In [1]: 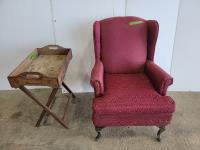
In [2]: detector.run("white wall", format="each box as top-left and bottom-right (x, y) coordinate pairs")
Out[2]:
(170, 0), (200, 91)
(0, 0), (180, 92)
(51, 0), (125, 92)
(126, 0), (180, 73)
(0, 0), (54, 90)
(0, 0), (125, 92)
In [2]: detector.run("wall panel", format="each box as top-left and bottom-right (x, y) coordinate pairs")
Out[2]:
(126, 0), (180, 72)
(0, 0), (54, 90)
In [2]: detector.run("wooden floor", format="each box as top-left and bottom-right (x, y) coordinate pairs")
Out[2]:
(0, 89), (200, 150)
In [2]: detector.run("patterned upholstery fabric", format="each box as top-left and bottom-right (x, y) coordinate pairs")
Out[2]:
(93, 74), (175, 114)
(92, 74), (175, 126)
(145, 60), (173, 96)
(93, 113), (174, 127)
(90, 61), (104, 97)
(91, 16), (175, 128)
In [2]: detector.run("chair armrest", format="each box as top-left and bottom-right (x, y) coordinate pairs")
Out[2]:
(90, 61), (104, 97)
(145, 61), (173, 96)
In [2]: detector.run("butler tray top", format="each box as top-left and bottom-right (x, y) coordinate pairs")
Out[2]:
(8, 45), (72, 88)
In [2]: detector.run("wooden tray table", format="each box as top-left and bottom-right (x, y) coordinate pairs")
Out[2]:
(8, 45), (76, 129)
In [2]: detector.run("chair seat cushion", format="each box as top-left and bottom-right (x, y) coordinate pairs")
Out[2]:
(93, 73), (175, 115)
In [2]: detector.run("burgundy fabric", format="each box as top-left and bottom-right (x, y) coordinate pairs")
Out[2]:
(91, 17), (175, 128)
(147, 20), (159, 61)
(100, 17), (147, 73)
(93, 21), (101, 60)
(91, 61), (104, 97)
(145, 61), (173, 96)
(93, 74), (175, 114)
(93, 113), (173, 127)
(92, 74), (175, 126)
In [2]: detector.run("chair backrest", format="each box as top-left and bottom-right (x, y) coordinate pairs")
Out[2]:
(93, 16), (159, 74)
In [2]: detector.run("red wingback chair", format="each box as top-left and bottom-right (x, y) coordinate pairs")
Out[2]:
(90, 17), (175, 141)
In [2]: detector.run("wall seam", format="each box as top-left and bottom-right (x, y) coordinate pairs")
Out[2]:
(170, 0), (181, 75)
(125, 0), (127, 16)
(49, 0), (57, 44)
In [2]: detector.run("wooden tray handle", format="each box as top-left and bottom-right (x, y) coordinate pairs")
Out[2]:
(18, 72), (46, 80)
(43, 45), (65, 50)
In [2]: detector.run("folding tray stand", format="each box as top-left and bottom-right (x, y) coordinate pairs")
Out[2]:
(7, 45), (76, 129)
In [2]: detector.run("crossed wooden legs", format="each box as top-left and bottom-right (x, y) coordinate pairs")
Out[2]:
(35, 88), (58, 127)
(19, 82), (76, 129)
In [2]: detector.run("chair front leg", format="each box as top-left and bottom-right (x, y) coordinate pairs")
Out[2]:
(95, 127), (104, 141)
(157, 126), (166, 142)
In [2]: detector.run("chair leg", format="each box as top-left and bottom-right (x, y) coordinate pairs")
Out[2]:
(157, 126), (166, 142)
(95, 127), (104, 141)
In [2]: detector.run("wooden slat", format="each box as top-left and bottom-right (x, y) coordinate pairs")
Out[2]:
(9, 49), (38, 77)
(37, 45), (70, 55)
(26, 55), (66, 77)
(57, 49), (72, 86)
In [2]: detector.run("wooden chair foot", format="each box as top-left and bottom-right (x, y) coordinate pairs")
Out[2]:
(95, 131), (101, 141)
(95, 127), (104, 141)
(157, 126), (166, 142)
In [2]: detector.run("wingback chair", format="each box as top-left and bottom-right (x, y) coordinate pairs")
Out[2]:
(90, 17), (175, 142)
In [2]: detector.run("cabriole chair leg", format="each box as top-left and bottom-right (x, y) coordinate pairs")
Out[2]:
(95, 127), (103, 141)
(157, 126), (166, 142)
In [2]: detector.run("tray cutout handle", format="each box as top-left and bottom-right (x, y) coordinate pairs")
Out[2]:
(49, 46), (59, 50)
(45, 45), (65, 50)
(19, 72), (45, 80)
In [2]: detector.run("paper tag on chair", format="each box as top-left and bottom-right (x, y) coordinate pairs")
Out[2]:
(129, 21), (144, 26)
